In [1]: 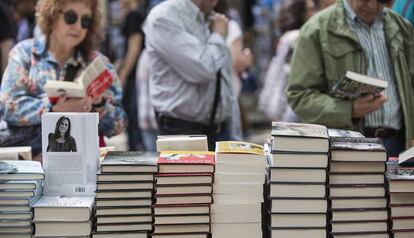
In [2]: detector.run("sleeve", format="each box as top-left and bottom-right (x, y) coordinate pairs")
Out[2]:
(125, 11), (144, 36)
(93, 52), (128, 138)
(146, 16), (228, 84)
(286, 26), (354, 129)
(0, 42), (53, 126)
(226, 20), (242, 48)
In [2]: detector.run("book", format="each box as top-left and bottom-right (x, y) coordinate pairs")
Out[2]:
(44, 56), (112, 102)
(95, 190), (152, 199)
(96, 215), (152, 224)
(158, 151), (215, 173)
(100, 151), (158, 173)
(215, 141), (266, 165)
(32, 196), (94, 221)
(390, 194), (414, 205)
(156, 135), (208, 152)
(270, 153), (329, 168)
(97, 182), (153, 190)
(329, 185), (386, 198)
(42, 113), (99, 196)
(96, 223), (152, 232)
(332, 209), (388, 222)
(269, 168), (326, 183)
(390, 205), (414, 217)
(213, 183), (263, 195)
(271, 121), (329, 153)
(153, 204), (210, 215)
(95, 198), (151, 207)
(328, 128), (365, 138)
(329, 173), (385, 185)
(96, 207), (152, 216)
(0, 146), (32, 160)
(211, 212), (261, 223)
(155, 184), (213, 195)
(34, 221), (92, 236)
(0, 226), (32, 233)
(156, 173), (213, 185)
(393, 229), (414, 238)
(331, 221), (388, 233)
(387, 158), (414, 193)
(270, 228), (326, 238)
(212, 230), (262, 238)
(332, 233), (389, 238)
(0, 205), (31, 213)
(0, 180), (42, 190)
(0, 212), (32, 220)
(270, 198), (327, 213)
(152, 233), (208, 238)
(215, 163), (266, 174)
(399, 147), (414, 166)
(270, 183), (326, 198)
(330, 162), (385, 173)
(155, 194), (212, 205)
(270, 213), (326, 228)
(331, 137), (387, 162)
(97, 172), (154, 182)
(0, 160), (44, 181)
(213, 193), (263, 203)
(154, 214), (210, 224)
(331, 198), (387, 209)
(153, 223), (210, 234)
(92, 231), (148, 238)
(330, 71), (388, 100)
(214, 173), (265, 184)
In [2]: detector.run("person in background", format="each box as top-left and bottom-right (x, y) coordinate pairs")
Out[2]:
(392, 0), (414, 26)
(0, 1), (15, 81)
(286, 0), (414, 156)
(145, 0), (241, 150)
(0, 0), (127, 160)
(12, 0), (37, 43)
(118, 0), (145, 151)
(259, 0), (316, 122)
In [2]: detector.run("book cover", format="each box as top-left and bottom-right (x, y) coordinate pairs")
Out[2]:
(330, 71), (388, 100)
(41, 113), (99, 196)
(271, 121), (328, 139)
(387, 158), (414, 181)
(156, 135), (208, 152)
(328, 128), (365, 138)
(331, 137), (385, 151)
(158, 152), (215, 165)
(399, 147), (414, 166)
(216, 141), (264, 155)
(102, 151), (158, 166)
(0, 160), (44, 181)
(44, 56), (113, 103)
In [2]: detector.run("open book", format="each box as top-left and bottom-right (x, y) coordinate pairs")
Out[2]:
(44, 56), (113, 103)
(330, 71), (388, 100)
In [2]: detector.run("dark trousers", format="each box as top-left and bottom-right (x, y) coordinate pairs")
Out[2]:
(122, 75), (142, 151)
(157, 115), (231, 151)
(364, 128), (405, 157)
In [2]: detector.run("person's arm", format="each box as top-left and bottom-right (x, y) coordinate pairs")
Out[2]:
(147, 14), (228, 84)
(0, 43), (54, 126)
(230, 38), (252, 73)
(286, 27), (355, 128)
(118, 33), (143, 87)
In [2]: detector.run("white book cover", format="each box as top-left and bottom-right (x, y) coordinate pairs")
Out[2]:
(42, 113), (99, 196)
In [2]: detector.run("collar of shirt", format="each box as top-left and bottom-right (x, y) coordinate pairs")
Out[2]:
(183, 0), (208, 23)
(343, 0), (385, 29)
(31, 32), (87, 68)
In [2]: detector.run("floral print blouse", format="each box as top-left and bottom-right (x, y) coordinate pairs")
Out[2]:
(0, 34), (127, 138)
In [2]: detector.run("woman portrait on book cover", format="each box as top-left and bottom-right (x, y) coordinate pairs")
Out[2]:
(47, 116), (77, 152)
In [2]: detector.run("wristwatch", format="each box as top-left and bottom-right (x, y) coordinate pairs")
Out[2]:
(92, 98), (106, 109)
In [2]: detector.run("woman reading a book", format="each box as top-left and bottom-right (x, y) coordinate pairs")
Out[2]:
(47, 116), (77, 152)
(0, 0), (127, 160)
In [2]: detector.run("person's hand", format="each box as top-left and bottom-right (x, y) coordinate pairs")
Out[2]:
(242, 48), (253, 67)
(52, 95), (93, 112)
(352, 93), (387, 118)
(211, 13), (228, 39)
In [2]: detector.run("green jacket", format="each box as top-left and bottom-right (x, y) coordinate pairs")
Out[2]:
(287, 0), (414, 148)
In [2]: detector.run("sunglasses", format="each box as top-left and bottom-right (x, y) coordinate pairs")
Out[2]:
(59, 10), (92, 29)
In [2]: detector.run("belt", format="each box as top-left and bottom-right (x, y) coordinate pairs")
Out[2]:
(157, 114), (223, 133)
(364, 127), (398, 139)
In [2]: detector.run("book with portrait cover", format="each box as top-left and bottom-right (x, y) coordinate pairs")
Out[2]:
(41, 113), (99, 196)
(330, 71), (388, 100)
(44, 56), (113, 103)
(157, 151), (215, 173)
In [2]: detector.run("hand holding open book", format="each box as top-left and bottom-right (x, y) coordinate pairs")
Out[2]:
(44, 56), (113, 104)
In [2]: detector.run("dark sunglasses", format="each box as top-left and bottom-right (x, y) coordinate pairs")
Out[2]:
(59, 10), (92, 29)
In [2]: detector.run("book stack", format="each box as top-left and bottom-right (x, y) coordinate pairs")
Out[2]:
(0, 146), (32, 160)
(387, 156), (414, 238)
(152, 151), (215, 238)
(93, 151), (158, 238)
(156, 135), (208, 152)
(0, 160), (44, 238)
(268, 122), (330, 238)
(330, 137), (389, 238)
(211, 141), (266, 238)
(32, 196), (94, 238)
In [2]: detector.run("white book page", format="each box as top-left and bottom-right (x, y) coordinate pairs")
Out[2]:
(42, 113), (99, 196)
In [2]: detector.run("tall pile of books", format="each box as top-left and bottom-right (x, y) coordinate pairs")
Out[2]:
(211, 141), (266, 238)
(268, 122), (329, 238)
(0, 160), (44, 238)
(152, 151), (214, 238)
(33, 195), (94, 237)
(387, 154), (414, 238)
(330, 137), (389, 238)
(93, 151), (158, 238)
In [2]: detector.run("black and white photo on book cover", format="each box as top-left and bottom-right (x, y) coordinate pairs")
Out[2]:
(42, 113), (99, 196)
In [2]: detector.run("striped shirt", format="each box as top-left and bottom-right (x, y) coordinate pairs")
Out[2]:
(343, 0), (402, 130)
(144, 0), (235, 125)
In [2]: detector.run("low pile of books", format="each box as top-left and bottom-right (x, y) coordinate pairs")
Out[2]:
(152, 151), (215, 238)
(330, 137), (389, 238)
(211, 141), (266, 238)
(267, 122), (330, 238)
(93, 151), (158, 238)
(0, 160), (44, 238)
(33, 195), (94, 237)
(387, 156), (414, 238)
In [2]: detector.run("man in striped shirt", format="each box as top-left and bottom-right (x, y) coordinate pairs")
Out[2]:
(144, 0), (241, 150)
(287, 0), (414, 156)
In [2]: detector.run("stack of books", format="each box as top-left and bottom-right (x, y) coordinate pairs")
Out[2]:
(93, 151), (158, 238)
(152, 151), (215, 238)
(0, 160), (44, 238)
(0, 146), (32, 160)
(268, 122), (330, 238)
(330, 137), (389, 238)
(211, 141), (266, 238)
(156, 135), (208, 152)
(387, 156), (414, 238)
(33, 196), (94, 238)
